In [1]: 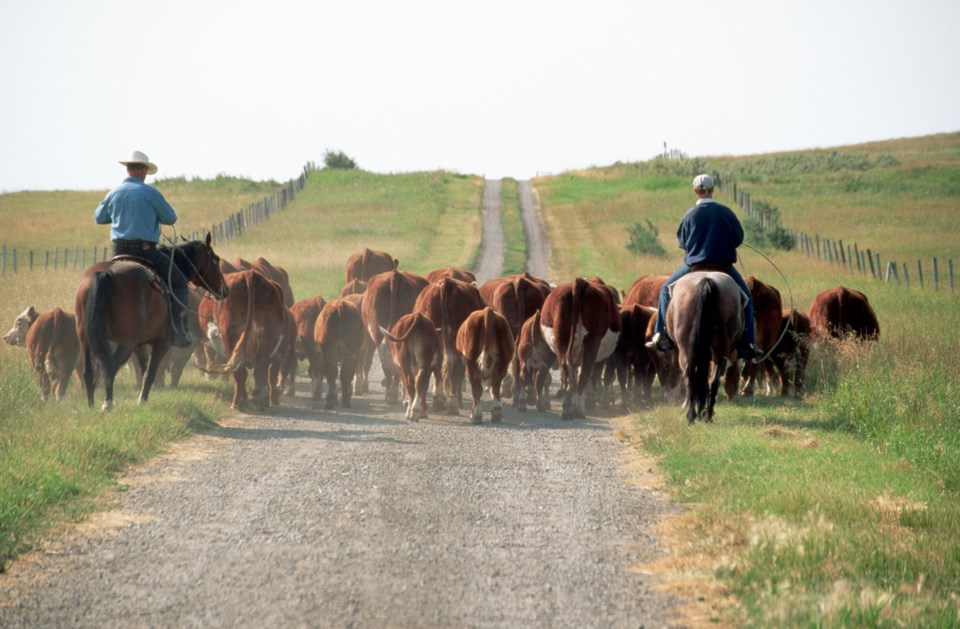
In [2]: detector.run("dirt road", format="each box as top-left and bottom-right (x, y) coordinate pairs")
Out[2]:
(0, 180), (682, 628)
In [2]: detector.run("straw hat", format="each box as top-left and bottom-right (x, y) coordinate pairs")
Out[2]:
(119, 150), (158, 175)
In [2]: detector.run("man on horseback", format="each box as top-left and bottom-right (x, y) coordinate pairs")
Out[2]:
(646, 174), (762, 360)
(94, 151), (193, 348)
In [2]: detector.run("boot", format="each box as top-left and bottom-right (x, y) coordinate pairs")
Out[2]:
(170, 310), (194, 348)
(739, 342), (764, 362)
(644, 332), (674, 352)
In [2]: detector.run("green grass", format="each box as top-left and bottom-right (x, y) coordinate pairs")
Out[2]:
(498, 178), (526, 276)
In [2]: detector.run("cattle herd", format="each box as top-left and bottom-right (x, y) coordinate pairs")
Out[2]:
(3, 246), (882, 423)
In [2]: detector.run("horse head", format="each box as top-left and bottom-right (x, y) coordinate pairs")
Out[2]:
(167, 233), (229, 300)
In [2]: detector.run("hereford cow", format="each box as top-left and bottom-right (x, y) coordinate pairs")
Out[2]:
(339, 279), (367, 298)
(233, 257), (294, 307)
(607, 304), (656, 410)
(345, 248), (399, 283)
(644, 307), (681, 400)
(341, 292), (375, 395)
(289, 295), (328, 397)
(5, 307), (80, 401)
(200, 269), (289, 410)
(379, 312), (440, 421)
(425, 267), (477, 284)
(540, 277), (621, 419)
(772, 308), (813, 398)
(456, 307), (515, 423)
(360, 269), (429, 403)
(312, 298), (366, 409)
(740, 275), (783, 397)
(413, 277), (486, 414)
(808, 286), (880, 341)
(515, 310), (556, 412)
(482, 272), (552, 405)
(623, 274), (669, 308)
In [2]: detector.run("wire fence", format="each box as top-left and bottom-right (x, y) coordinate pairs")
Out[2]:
(717, 177), (956, 292)
(0, 163), (319, 277)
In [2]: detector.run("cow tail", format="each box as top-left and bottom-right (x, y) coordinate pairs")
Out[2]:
(688, 278), (717, 416)
(221, 272), (257, 373)
(440, 279), (454, 387)
(84, 272), (115, 375)
(513, 279), (524, 340)
(45, 308), (65, 374)
(566, 278), (586, 368)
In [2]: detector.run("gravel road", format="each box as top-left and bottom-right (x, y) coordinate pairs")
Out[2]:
(0, 180), (683, 628)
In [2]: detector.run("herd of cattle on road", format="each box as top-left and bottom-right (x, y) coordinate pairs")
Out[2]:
(4, 243), (881, 423)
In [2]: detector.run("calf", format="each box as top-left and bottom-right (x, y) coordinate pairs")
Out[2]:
(772, 308), (812, 397)
(516, 310), (556, 413)
(380, 312), (440, 421)
(740, 275), (783, 397)
(289, 295), (327, 397)
(313, 298), (366, 409)
(456, 307), (516, 423)
(6, 307), (81, 402)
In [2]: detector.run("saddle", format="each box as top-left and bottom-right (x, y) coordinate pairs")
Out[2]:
(110, 255), (169, 295)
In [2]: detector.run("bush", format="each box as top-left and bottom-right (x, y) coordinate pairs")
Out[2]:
(626, 219), (668, 257)
(323, 149), (358, 170)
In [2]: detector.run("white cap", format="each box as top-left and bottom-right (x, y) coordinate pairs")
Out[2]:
(119, 150), (158, 175)
(693, 174), (714, 192)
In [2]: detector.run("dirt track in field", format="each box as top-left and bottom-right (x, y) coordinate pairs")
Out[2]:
(0, 180), (685, 628)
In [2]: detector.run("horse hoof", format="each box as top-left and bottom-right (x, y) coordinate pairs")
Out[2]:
(101, 401), (112, 412)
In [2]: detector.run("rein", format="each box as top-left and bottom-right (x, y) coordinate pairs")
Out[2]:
(738, 242), (795, 365)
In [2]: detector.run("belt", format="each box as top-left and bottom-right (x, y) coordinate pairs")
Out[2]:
(113, 239), (157, 251)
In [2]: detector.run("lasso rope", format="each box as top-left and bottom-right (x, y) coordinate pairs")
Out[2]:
(738, 242), (795, 365)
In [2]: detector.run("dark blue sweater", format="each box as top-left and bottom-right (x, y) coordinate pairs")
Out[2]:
(676, 200), (744, 266)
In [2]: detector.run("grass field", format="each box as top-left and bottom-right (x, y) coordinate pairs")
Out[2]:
(2, 134), (958, 626)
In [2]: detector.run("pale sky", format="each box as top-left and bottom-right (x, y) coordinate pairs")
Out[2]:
(1, 0), (958, 192)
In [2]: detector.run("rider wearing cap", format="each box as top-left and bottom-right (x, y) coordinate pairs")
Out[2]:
(94, 150), (193, 348)
(646, 174), (762, 360)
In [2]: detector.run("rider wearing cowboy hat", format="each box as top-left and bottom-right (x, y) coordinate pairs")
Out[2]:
(94, 150), (193, 348)
(646, 173), (762, 360)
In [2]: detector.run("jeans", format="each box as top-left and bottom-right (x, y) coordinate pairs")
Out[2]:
(653, 263), (756, 348)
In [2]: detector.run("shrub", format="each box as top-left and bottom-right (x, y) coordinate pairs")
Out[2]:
(323, 149), (358, 170)
(626, 219), (667, 257)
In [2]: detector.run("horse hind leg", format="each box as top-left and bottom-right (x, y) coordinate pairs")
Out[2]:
(138, 344), (167, 404)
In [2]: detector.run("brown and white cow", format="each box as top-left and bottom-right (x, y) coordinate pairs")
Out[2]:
(644, 307), (681, 400)
(740, 275), (784, 397)
(623, 274), (669, 308)
(200, 269), (289, 410)
(289, 295), (328, 397)
(412, 276), (486, 414)
(233, 256), (295, 307)
(345, 248), (399, 283)
(481, 272), (552, 406)
(540, 277), (621, 419)
(772, 308), (813, 398)
(360, 269), (430, 403)
(379, 312), (440, 422)
(808, 286), (880, 341)
(339, 279), (367, 298)
(425, 267), (477, 285)
(515, 310), (556, 412)
(606, 303), (657, 410)
(312, 298), (366, 409)
(456, 307), (515, 423)
(5, 307), (81, 401)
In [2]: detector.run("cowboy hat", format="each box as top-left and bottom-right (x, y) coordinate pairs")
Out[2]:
(119, 150), (158, 175)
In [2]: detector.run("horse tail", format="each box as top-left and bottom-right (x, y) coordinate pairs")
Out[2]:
(84, 271), (115, 375)
(688, 277), (718, 416)
(220, 272), (257, 373)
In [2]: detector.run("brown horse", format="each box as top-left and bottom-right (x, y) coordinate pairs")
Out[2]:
(75, 234), (228, 410)
(665, 271), (746, 423)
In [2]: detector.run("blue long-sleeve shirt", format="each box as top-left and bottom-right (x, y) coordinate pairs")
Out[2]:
(94, 177), (178, 242)
(676, 198), (744, 266)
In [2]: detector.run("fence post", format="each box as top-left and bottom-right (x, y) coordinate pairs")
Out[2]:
(866, 248), (875, 278)
(838, 240), (846, 265)
(917, 260), (924, 288)
(933, 258), (939, 291)
(29, 250), (34, 271)
(875, 253), (881, 279)
(949, 259), (955, 292)
(54, 246), (59, 270)
(902, 262), (910, 287)
(13, 250), (17, 273)
(1, 244), (5, 275)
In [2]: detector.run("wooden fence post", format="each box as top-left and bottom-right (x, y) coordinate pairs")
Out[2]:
(1, 244), (5, 275)
(933, 258), (939, 291)
(950, 259), (955, 291)
(902, 262), (910, 287)
(13, 250), (17, 273)
(917, 260), (924, 288)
